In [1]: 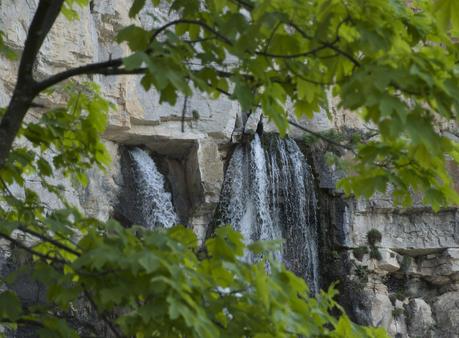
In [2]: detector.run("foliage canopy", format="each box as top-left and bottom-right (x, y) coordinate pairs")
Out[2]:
(113, 0), (459, 210)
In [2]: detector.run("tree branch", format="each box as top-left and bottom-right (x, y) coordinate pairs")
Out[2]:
(288, 119), (356, 152)
(37, 60), (242, 94)
(17, 226), (81, 257)
(263, 21), (282, 54)
(256, 44), (330, 59)
(0, 0), (65, 169)
(0, 317), (44, 328)
(284, 62), (341, 86)
(17, 0), (65, 82)
(181, 96), (189, 132)
(150, 19), (232, 45)
(83, 290), (122, 338)
(289, 19), (360, 67)
(0, 231), (68, 265)
(36, 59), (124, 91)
(322, 42), (360, 67)
(229, 0), (254, 10)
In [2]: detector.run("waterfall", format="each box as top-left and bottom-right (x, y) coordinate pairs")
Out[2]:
(217, 134), (320, 293)
(118, 147), (177, 229)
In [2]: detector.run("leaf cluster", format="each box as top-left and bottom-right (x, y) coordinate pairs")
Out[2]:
(0, 223), (389, 338)
(0, 64), (384, 337)
(113, 0), (459, 210)
(62, 0), (90, 20)
(0, 31), (17, 61)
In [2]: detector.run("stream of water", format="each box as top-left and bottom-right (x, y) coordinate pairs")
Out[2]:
(127, 147), (177, 229)
(217, 134), (320, 293)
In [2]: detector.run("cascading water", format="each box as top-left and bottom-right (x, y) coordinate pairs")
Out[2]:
(118, 147), (177, 229)
(217, 134), (320, 293)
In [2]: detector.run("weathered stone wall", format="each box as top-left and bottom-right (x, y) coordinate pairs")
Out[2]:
(313, 146), (459, 338)
(0, 0), (237, 236)
(345, 203), (458, 337)
(1, 1), (458, 337)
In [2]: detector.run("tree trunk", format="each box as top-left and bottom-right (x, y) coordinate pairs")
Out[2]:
(0, 0), (65, 168)
(0, 84), (36, 168)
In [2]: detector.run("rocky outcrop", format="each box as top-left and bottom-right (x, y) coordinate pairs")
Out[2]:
(346, 204), (459, 337)
(406, 298), (435, 338)
(433, 291), (459, 337)
(312, 144), (459, 338)
(0, 0), (237, 235)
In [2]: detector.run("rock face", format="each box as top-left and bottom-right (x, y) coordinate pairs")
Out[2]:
(0, 0), (236, 236)
(347, 203), (459, 338)
(406, 298), (435, 337)
(316, 184), (459, 337)
(1, 1), (459, 338)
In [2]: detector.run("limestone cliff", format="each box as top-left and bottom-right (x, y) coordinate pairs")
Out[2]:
(0, 1), (458, 337)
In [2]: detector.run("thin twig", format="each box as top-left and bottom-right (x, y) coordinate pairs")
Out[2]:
(256, 44), (330, 59)
(83, 290), (122, 338)
(17, 226), (81, 257)
(150, 19), (232, 45)
(284, 62), (340, 86)
(36, 59), (124, 91)
(0, 232), (68, 265)
(0, 177), (14, 197)
(181, 96), (189, 133)
(263, 21), (282, 53)
(212, 84), (357, 152)
(0, 317), (44, 328)
(288, 119), (356, 153)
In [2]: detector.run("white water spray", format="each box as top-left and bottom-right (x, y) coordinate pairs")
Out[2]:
(217, 134), (320, 293)
(129, 147), (177, 229)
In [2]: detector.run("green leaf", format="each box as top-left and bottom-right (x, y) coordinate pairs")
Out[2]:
(0, 291), (22, 320)
(117, 25), (151, 51)
(39, 318), (79, 338)
(138, 252), (160, 273)
(37, 158), (53, 176)
(129, 0), (146, 18)
(123, 52), (148, 70)
(232, 78), (254, 112)
(0, 31), (17, 60)
(434, 0), (459, 36)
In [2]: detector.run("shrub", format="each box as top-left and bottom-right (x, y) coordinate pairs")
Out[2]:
(392, 307), (405, 319)
(370, 246), (383, 260)
(353, 246), (369, 261)
(367, 229), (382, 246)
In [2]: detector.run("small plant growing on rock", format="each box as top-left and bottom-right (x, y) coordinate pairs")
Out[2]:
(400, 255), (413, 273)
(389, 290), (407, 304)
(355, 265), (369, 284)
(392, 307), (405, 319)
(331, 250), (340, 260)
(192, 110), (200, 120)
(353, 246), (369, 261)
(369, 246), (382, 260)
(367, 229), (382, 246)
(366, 229), (382, 260)
(389, 294), (396, 304)
(395, 290), (406, 301)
